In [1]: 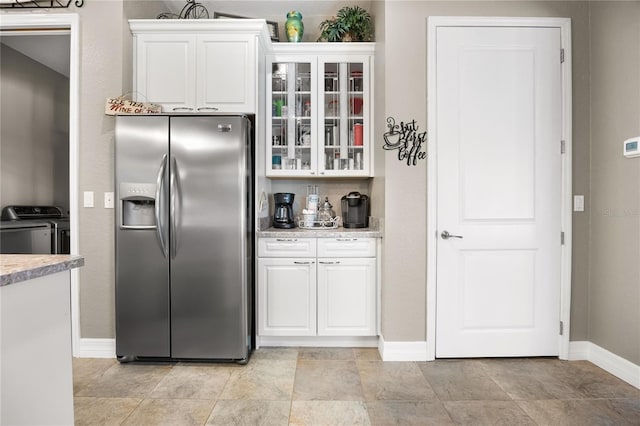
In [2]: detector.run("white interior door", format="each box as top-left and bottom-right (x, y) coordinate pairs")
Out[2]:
(435, 26), (562, 357)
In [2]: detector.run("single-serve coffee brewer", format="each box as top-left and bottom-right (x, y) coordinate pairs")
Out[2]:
(273, 192), (296, 229)
(341, 192), (369, 228)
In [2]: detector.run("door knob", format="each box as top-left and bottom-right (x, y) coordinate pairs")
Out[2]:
(441, 230), (463, 239)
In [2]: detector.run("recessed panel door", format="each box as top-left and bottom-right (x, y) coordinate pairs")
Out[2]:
(436, 27), (562, 357)
(317, 258), (376, 336)
(258, 258), (317, 336)
(135, 34), (196, 111)
(198, 35), (254, 112)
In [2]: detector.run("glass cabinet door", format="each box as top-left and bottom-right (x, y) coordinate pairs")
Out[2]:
(268, 60), (316, 175)
(319, 59), (369, 176)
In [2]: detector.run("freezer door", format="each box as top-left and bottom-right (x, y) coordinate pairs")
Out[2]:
(169, 116), (251, 360)
(115, 115), (170, 358)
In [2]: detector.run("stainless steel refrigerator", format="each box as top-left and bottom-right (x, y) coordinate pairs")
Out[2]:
(115, 114), (253, 363)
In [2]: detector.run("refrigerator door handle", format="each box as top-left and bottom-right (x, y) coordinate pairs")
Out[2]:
(170, 156), (181, 259)
(155, 154), (168, 258)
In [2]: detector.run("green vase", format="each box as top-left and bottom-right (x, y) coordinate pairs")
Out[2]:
(285, 11), (304, 43)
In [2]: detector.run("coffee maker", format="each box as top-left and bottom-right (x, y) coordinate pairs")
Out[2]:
(273, 193), (296, 229)
(341, 192), (369, 228)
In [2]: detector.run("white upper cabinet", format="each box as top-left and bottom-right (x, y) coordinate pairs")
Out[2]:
(134, 34), (196, 111)
(196, 34), (256, 112)
(266, 43), (375, 178)
(130, 20), (271, 113)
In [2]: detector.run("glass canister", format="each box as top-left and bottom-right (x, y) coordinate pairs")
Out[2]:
(318, 197), (336, 225)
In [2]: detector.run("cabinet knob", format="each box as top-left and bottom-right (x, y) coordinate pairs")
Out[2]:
(319, 261), (341, 265)
(172, 107), (194, 112)
(197, 107), (218, 111)
(293, 261), (314, 265)
(276, 238), (298, 242)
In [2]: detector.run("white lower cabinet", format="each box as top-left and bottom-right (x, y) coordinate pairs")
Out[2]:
(317, 258), (376, 336)
(258, 237), (377, 339)
(258, 258), (316, 336)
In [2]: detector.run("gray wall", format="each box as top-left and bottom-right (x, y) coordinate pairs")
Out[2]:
(370, 0), (386, 220)
(0, 44), (69, 212)
(75, 1), (124, 337)
(588, 2), (640, 365)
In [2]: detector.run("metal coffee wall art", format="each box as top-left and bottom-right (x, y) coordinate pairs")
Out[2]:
(382, 117), (427, 166)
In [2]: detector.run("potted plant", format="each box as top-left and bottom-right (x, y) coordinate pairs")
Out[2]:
(318, 6), (373, 42)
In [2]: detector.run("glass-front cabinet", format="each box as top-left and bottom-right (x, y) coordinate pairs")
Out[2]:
(268, 57), (318, 176)
(267, 46), (373, 177)
(319, 58), (370, 176)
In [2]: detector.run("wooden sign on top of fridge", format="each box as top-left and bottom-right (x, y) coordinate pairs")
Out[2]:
(105, 96), (161, 116)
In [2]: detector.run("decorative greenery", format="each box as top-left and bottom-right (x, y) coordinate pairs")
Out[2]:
(318, 6), (373, 42)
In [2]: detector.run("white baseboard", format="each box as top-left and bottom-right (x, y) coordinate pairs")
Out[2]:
(257, 336), (378, 348)
(75, 338), (115, 358)
(378, 335), (428, 361)
(569, 341), (640, 389)
(567, 341), (591, 360)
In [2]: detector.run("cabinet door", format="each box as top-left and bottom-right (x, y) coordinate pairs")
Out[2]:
(197, 34), (256, 112)
(258, 258), (317, 336)
(135, 34), (196, 111)
(266, 56), (317, 177)
(318, 56), (371, 177)
(317, 258), (376, 336)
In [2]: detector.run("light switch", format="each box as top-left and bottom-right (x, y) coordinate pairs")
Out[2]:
(104, 192), (114, 209)
(573, 195), (584, 212)
(83, 191), (94, 208)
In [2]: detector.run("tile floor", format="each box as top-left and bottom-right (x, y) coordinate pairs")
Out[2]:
(73, 347), (640, 425)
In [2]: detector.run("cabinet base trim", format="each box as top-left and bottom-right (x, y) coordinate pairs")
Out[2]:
(257, 336), (378, 348)
(378, 335), (429, 361)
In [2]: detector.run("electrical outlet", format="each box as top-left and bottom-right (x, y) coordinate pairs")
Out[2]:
(104, 192), (114, 209)
(83, 191), (94, 208)
(573, 195), (584, 212)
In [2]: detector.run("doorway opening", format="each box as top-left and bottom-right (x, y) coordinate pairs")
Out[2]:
(0, 14), (80, 354)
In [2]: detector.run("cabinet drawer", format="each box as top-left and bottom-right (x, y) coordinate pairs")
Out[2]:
(258, 238), (316, 257)
(317, 238), (376, 258)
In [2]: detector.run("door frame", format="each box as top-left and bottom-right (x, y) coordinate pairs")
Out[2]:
(426, 16), (573, 361)
(0, 13), (81, 355)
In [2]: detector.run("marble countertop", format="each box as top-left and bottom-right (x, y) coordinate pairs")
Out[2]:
(0, 255), (85, 287)
(257, 226), (382, 239)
